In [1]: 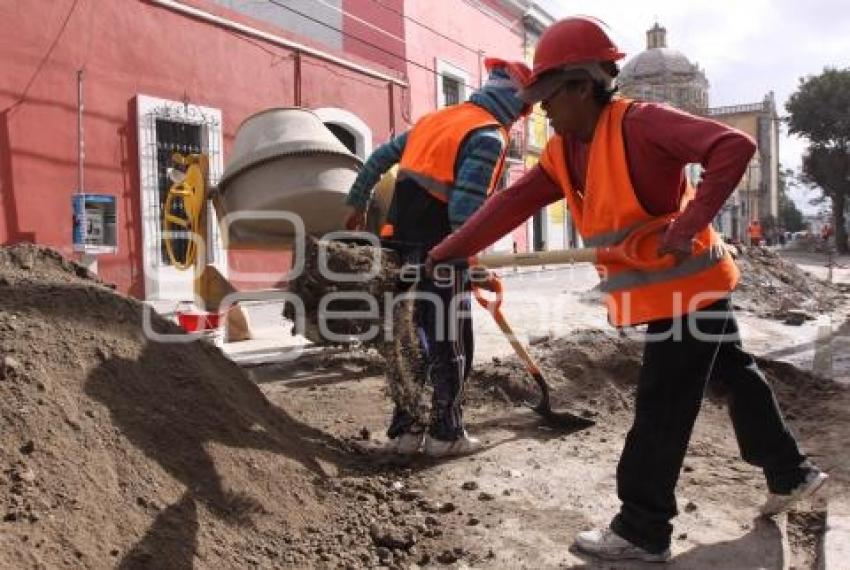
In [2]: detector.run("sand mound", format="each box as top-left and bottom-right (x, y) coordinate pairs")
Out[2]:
(285, 238), (428, 426)
(784, 235), (833, 254)
(283, 237), (402, 343)
(468, 328), (848, 441)
(467, 330), (641, 418)
(0, 244), (378, 568)
(732, 246), (844, 318)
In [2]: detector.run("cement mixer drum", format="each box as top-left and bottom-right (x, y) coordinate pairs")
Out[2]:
(216, 108), (363, 247)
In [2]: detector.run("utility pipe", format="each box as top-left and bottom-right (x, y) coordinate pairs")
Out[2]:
(77, 68), (84, 193)
(149, 0), (407, 87)
(293, 51), (302, 107)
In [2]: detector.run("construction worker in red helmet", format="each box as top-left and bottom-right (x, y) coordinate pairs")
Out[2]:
(344, 58), (531, 457)
(427, 16), (825, 562)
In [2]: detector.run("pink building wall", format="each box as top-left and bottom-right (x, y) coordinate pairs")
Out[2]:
(403, 0), (532, 252)
(342, 0), (407, 76)
(0, 0), (541, 302)
(404, 0), (525, 120)
(0, 0), (406, 296)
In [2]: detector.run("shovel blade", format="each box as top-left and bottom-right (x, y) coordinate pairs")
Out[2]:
(526, 372), (595, 431)
(532, 406), (596, 431)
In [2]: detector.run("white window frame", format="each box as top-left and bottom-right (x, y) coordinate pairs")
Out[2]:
(136, 94), (227, 304)
(505, 126), (524, 163)
(313, 107), (373, 158)
(435, 58), (471, 109)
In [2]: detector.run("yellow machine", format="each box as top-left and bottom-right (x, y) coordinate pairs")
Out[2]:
(162, 152), (252, 341)
(163, 153), (209, 270)
(160, 109), (398, 344)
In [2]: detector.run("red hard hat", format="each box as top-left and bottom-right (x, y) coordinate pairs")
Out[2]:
(531, 16), (625, 83)
(484, 57), (532, 87)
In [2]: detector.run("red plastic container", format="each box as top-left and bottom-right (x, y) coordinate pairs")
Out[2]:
(176, 310), (222, 332)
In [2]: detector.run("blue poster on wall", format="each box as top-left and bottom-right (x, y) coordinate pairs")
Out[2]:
(72, 194), (117, 254)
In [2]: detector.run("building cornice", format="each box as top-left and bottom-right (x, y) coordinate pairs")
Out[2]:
(149, 0), (407, 87)
(496, 0), (530, 17)
(707, 101), (772, 117)
(523, 2), (555, 33)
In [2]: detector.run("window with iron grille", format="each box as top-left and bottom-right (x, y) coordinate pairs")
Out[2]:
(442, 75), (461, 107)
(435, 59), (469, 109)
(507, 135), (523, 161)
(136, 95), (225, 302)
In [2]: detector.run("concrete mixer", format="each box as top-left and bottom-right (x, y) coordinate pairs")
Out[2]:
(165, 107), (394, 340)
(214, 107), (385, 247)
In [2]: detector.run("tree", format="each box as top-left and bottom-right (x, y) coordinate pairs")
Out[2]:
(786, 67), (850, 253)
(777, 167), (805, 232)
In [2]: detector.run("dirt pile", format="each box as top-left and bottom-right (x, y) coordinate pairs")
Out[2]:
(267, 325), (849, 568)
(732, 245), (845, 319)
(785, 235), (832, 254)
(285, 237), (428, 425)
(468, 329), (642, 416)
(0, 244), (396, 569)
(468, 328), (849, 442)
(283, 237), (402, 343)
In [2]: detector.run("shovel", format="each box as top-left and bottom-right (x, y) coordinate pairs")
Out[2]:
(470, 270), (595, 430)
(399, 216), (679, 428)
(473, 215), (677, 272)
(460, 216), (679, 429)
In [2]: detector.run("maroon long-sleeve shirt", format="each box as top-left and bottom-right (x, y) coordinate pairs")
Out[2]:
(429, 101), (757, 261)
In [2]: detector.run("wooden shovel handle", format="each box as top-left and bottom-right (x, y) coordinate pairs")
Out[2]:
(477, 247), (597, 269)
(476, 215), (678, 271)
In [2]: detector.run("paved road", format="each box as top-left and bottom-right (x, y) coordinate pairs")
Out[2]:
(229, 260), (849, 383)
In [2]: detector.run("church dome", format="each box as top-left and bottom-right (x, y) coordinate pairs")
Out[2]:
(618, 23), (709, 112)
(621, 47), (701, 79)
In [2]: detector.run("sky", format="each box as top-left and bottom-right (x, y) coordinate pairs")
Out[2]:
(540, 0), (850, 214)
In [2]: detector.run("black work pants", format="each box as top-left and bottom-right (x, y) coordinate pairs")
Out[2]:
(610, 297), (808, 553)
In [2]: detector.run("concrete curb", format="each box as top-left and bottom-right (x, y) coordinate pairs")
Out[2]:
(822, 497), (850, 570)
(224, 343), (338, 366)
(776, 512), (792, 570)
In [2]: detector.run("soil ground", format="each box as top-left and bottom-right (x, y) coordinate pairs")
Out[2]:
(243, 247), (850, 569)
(2, 244), (849, 569)
(251, 325), (850, 569)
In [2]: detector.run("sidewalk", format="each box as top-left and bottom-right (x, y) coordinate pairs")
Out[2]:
(824, 498), (850, 570)
(219, 262), (850, 383)
(219, 300), (308, 365)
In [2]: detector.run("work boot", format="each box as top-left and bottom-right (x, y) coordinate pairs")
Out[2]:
(383, 432), (424, 455)
(761, 467), (828, 516)
(573, 528), (671, 563)
(422, 431), (481, 457)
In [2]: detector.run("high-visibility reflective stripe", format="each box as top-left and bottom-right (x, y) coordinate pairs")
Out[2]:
(599, 245), (728, 293)
(487, 146), (508, 197)
(583, 222), (642, 247)
(397, 169), (450, 202)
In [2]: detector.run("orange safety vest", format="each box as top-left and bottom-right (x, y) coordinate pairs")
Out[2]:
(381, 102), (509, 238)
(540, 98), (739, 326)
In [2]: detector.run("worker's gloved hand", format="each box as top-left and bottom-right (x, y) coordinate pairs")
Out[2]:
(468, 265), (500, 292)
(344, 206), (367, 231)
(658, 222), (694, 264)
